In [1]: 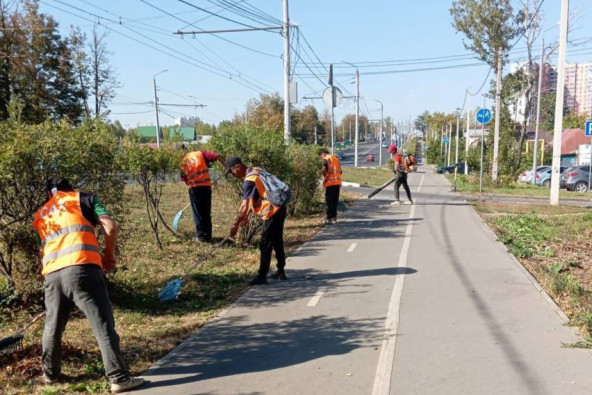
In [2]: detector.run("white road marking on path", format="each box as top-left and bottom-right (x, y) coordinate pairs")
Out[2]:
(372, 172), (424, 395)
(307, 289), (326, 307)
(346, 243), (358, 253)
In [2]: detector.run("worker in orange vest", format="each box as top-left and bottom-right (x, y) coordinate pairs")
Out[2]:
(33, 176), (144, 393)
(180, 149), (225, 242)
(319, 148), (342, 224)
(225, 157), (288, 285)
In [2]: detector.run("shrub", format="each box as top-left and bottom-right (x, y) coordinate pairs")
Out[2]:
(208, 125), (320, 216)
(123, 143), (183, 249)
(0, 119), (125, 302)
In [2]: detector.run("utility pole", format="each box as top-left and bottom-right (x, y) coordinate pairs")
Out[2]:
(314, 125), (317, 145)
(377, 100), (384, 166)
(455, 110), (460, 165)
(354, 67), (360, 167)
(447, 122), (452, 166)
(465, 90), (470, 175)
(532, 38), (545, 184)
(550, 0), (569, 205)
(440, 125), (444, 160)
(282, 0), (291, 144)
(480, 96), (486, 193)
(153, 69), (168, 148)
(492, 46), (503, 182)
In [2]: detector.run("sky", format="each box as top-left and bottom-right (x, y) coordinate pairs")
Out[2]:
(35, 0), (592, 130)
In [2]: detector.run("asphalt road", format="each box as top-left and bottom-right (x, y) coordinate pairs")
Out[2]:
(339, 141), (390, 168)
(133, 166), (592, 395)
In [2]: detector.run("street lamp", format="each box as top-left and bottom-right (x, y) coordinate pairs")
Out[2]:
(342, 61), (360, 167)
(153, 69), (168, 147)
(376, 99), (384, 166)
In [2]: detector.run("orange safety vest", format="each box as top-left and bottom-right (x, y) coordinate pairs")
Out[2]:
(181, 151), (212, 188)
(245, 168), (281, 220)
(323, 155), (342, 188)
(33, 191), (102, 276)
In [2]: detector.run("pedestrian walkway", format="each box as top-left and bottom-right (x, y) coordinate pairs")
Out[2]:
(133, 168), (592, 395)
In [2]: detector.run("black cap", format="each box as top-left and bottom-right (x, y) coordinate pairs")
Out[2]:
(46, 176), (73, 193)
(224, 156), (244, 174)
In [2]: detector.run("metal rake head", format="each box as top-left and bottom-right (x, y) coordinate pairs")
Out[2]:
(0, 335), (23, 356)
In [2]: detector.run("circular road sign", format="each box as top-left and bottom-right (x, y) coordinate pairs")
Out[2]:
(476, 108), (492, 124)
(323, 86), (343, 108)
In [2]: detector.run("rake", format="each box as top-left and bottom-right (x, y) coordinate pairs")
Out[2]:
(159, 238), (229, 303)
(172, 173), (224, 231)
(0, 312), (44, 356)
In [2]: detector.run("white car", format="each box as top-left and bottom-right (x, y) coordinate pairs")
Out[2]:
(519, 166), (550, 183)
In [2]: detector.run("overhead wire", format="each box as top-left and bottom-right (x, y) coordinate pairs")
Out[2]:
(140, 0), (276, 92)
(41, 0), (275, 95)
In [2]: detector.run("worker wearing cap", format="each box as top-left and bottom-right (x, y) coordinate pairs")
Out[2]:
(389, 145), (413, 205)
(180, 148), (225, 242)
(225, 157), (288, 285)
(33, 176), (144, 393)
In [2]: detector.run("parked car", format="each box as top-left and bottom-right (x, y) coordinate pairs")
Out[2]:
(564, 165), (591, 192)
(559, 166), (576, 189)
(518, 166), (550, 184)
(534, 167), (568, 187)
(381, 142), (388, 148)
(366, 154), (375, 162)
(437, 162), (467, 174)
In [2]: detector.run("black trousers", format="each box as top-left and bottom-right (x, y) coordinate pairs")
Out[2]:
(325, 185), (340, 220)
(188, 186), (212, 241)
(259, 206), (287, 278)
(394, 172), (412, 201)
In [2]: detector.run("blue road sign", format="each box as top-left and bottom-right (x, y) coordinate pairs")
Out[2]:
(586, 120), (592, 136)
(476, 108), (492, 125)
(443, 137), (449, 144)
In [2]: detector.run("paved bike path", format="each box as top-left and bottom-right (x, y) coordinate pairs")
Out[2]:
(133, 168), (592, 395)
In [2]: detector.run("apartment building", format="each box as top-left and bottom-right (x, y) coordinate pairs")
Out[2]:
(510, 61), (592, 123)
(564, 62), (592, 117)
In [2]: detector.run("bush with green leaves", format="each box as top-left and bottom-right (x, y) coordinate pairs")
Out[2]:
(208, 125), (320, 216)
(0, 120), (125, 303)
(123, 143), (183, 249)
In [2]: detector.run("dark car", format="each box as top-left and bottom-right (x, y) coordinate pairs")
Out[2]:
(337, 152), (347, 161)
(564, 165), (591, 192)
(437, 162), (467, 174)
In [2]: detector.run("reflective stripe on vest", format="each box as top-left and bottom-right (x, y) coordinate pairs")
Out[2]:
(245, 168), (280, 220)
(323, 155), (342, 188)
(33, 191), (102, 276)
(41, 224), (96, 247)
(42, 244), (101, 266)
(182, 151), (212, 188)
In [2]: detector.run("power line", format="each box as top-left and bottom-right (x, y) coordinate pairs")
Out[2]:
(40, 0), (274, 95)
(177, 0), (260, 30)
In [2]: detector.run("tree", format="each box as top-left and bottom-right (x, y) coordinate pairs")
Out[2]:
(292, 105), (319, 144)
(69, 27), (91, 120)
(451, 0), (525, 180)
(1, 0), (84, 123)
(243, 93), (284, 132)
(90, 25), (119, 119)
(415, 111), (430, 138)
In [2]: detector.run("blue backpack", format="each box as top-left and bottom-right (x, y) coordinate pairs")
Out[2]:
(258, 170), (291, 207)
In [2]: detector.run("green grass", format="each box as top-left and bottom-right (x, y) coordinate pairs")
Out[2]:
(476, 202), (592, 345)
(0, 181), (342, 394)
(341, 166), (393, 187)
(450, 174), (591, 199)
